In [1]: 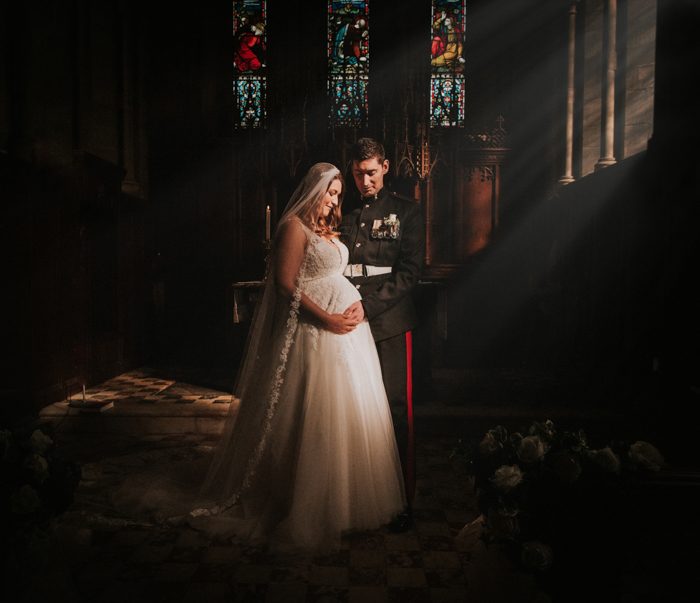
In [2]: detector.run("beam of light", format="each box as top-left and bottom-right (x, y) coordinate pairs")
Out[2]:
(443, 151), (648, 372)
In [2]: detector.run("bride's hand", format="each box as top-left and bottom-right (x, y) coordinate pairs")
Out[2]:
(343, 301), (364, 322)
(324, 313), (359, 335)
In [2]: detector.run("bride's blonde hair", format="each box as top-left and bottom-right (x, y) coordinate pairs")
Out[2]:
(313, 172), (344, 238)
(280, 163), (344, 238)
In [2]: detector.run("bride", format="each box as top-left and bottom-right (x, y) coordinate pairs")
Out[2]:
(190, 162), (406, 551)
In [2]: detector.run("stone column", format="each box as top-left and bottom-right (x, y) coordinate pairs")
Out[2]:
(596, 0), (618, 169)
(560, 2), (578, 184)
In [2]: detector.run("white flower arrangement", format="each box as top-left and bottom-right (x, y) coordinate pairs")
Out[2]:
(455, 418), (666, 582)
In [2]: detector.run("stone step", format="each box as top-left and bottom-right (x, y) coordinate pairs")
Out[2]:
(39, 398), (235, 436)
(38, 367), (627, 438)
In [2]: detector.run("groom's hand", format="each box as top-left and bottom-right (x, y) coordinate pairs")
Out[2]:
(343, 301), (364, 323)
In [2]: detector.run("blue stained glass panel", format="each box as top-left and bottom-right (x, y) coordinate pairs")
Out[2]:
(236, 76), (264, 128)
(430, 75), (465, 127)
(328, 0), (369, 127)
(331, 76), (369, 124)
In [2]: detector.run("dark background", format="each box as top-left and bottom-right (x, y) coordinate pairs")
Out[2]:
(2, 0), (699, 462)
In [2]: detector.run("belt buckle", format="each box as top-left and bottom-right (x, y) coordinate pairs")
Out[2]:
(348, 264), (363, 278)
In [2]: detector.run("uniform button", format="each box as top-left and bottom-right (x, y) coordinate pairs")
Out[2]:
(355, 242), (361, 247)
(355, 284), (361, 289)
(360, 222), (365, 227)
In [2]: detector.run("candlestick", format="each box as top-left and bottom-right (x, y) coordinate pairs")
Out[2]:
(265, 205), (271, 242)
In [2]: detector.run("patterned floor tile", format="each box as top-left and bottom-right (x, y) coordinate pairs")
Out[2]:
(265, 581), (308, 603)
(234, 563), (274, 584)
(385, 550), (423, 568)
(348, 586), (389, 603)
(348, 566), (386, 586)
(190, 562), (237, 583)
(424, 568), (466, 588)
(342, 532), (385, 551)
(421, 551), (461, 570)
(349, 549), (385, 567)
(36, 372), (504, 603)
(428, 587), (468, 603)
(309, 565), (349, 587)
(383, 533), (421, 552)
(153, 562), (199, 582)
(387, 586), (431, 603)
(168, 546), (207, 563)
(386, 567), (428, 588)
(203, 545), (243, 564)
(182, 581), (233, 603)
(306, 585), (349, 603)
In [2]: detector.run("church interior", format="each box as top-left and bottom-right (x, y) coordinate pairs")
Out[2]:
(3, 0), (700, 601)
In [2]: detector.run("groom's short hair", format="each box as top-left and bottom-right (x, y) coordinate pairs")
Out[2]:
(350, 137), (385, 163)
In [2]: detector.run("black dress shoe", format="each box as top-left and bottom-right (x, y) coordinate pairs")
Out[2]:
(387, 510), (413, 533)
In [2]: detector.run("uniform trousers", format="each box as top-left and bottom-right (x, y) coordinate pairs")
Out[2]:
(375, 331), (415, 505)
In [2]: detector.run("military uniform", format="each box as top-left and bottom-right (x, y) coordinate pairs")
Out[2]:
(340, 187), (424, 503)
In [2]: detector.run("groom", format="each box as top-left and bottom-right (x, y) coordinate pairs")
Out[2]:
(340, 137), (424, 531)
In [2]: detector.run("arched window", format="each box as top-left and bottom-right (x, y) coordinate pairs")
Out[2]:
(233, 0), (267, 128)
(430, 0), (466, 127)
(328, 0), (370, 127)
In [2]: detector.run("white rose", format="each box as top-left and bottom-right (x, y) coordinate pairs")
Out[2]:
(588, 447), (621, 473)
(491, 464), (523, 492)
(517, 435), (546, 463)
(629, 441), (664, 472)
(29, 429), (53, 454)
(549, 451), (582, 483)
(478, 432), (501, 456)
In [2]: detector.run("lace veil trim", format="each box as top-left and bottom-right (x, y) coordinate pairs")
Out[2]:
(193, 163), (342, 519)
(194, 249), (309, 517)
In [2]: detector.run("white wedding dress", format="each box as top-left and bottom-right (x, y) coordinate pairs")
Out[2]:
(110, 164), (404, 553)
(189, 224), (406, 552)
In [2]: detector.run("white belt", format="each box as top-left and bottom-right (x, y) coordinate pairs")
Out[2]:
(343, 264), (392, 278)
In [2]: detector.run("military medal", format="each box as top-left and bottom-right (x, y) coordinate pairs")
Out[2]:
(371, 214), (400, 239)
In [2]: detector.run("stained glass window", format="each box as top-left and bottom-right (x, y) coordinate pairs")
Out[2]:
(328, 0), (370, 127)
(430, 0), (466, 127)
(233, 0), (266, 128)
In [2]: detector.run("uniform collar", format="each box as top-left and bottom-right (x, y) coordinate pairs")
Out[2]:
(361, 187), (388, 204)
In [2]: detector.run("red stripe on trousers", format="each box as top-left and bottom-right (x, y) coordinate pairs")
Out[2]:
(405, 330), (416, 504)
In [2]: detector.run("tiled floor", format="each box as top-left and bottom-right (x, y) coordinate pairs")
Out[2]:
(21, 367), (700, 602)
(32, 437), (491, 603)
(22, 369), (550, 603)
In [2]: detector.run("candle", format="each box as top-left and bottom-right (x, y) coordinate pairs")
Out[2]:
(265, 205), (271, 241)
(82, 384), (86, 403)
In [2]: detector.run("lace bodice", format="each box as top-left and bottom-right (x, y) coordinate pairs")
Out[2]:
(301, 235), (348, 281)
(300, 232), (360, 315)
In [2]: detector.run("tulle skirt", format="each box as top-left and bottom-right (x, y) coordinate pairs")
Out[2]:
(110, 318), (406, 553)
(202, 319), (406, 552)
